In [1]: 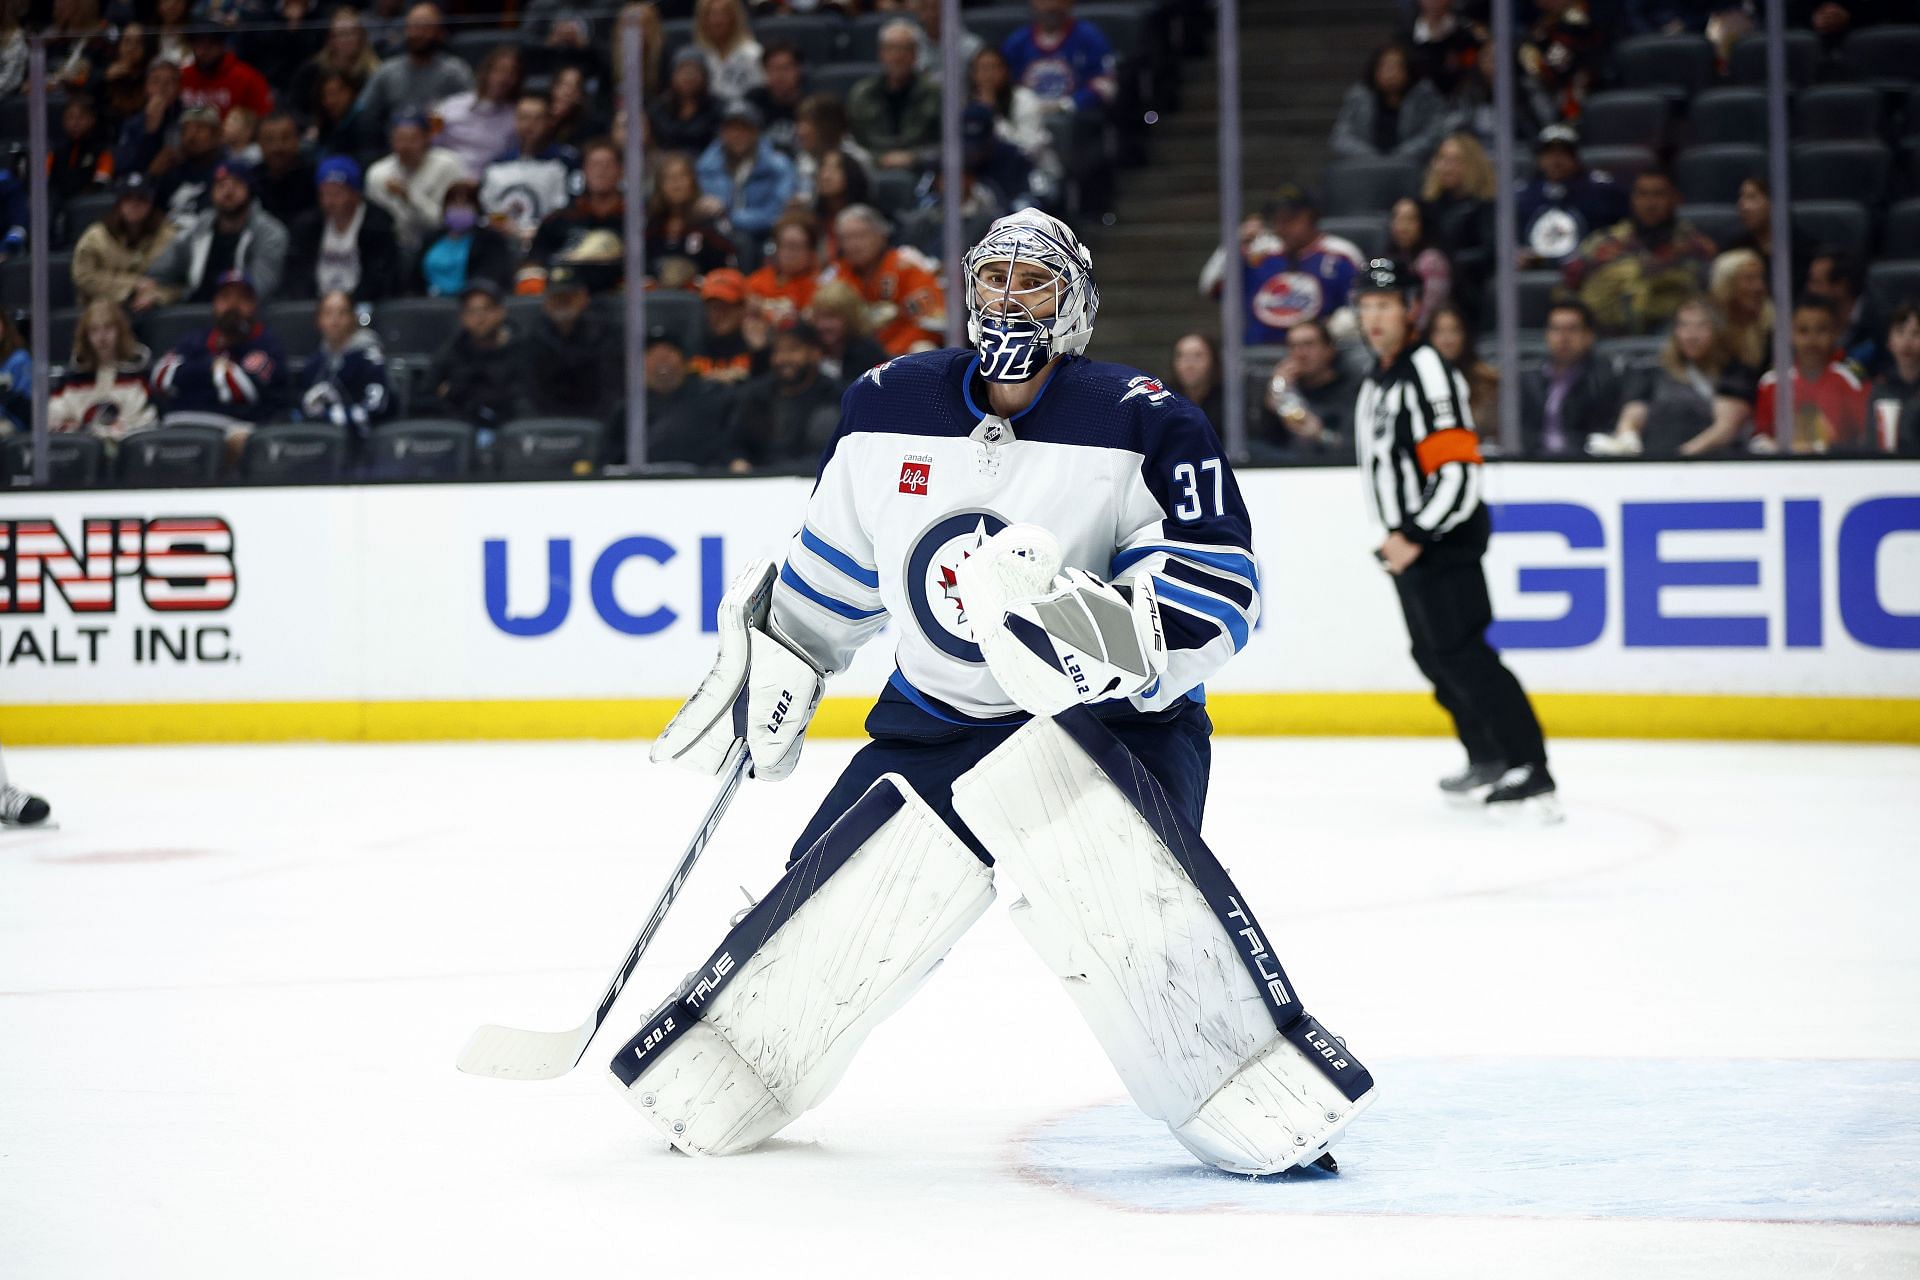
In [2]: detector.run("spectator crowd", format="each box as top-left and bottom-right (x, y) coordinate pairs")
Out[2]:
(1, 0), (1146, 481)
(1188, 0), (1920, 460)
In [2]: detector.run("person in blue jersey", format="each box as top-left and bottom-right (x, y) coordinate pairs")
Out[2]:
(654, 207), (1258, 864)
(610, 209), (1367, 1178)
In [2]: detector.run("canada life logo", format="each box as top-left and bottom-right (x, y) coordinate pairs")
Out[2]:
(899, 458), (932, 495)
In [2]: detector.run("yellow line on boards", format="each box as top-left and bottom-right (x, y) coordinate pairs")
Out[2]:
(3, 693), (1916, 746)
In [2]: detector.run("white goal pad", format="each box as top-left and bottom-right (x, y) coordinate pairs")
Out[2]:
(609, 775), (993, 1156)
(952, 710), (1376, 1175)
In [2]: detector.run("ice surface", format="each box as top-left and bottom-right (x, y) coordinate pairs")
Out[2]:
(1, 735), (1916, 1278)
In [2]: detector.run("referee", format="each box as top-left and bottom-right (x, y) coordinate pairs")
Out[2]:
(1351, 260), (1557, 813)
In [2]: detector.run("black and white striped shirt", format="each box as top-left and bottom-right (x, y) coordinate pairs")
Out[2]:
(1354, 342), (1484, 543)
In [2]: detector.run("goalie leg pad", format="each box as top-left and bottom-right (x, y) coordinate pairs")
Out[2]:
(951, 707), (1375, 1175)
(609, 775), (994, 1156)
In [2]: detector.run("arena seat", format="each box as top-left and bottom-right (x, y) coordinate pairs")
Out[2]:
(242, 422), (349, 484)
(1884, 199), (1920, 257)
(1838, 24), (1920, 89)
(265, 299), (324, 359)
(1, 253), (75, 311)
(496, 417), (604, 479)
(448, 27), (517, 72)
(962, 6), (1033, 53)
(1729, 31), (1818, 87)
(118, 425), (225, 487)
(811, 61), (877, 101)
(1516, 270), (1561, 329)
(1790, 201), (1871, 254)
(871, 167), (918, 217)
(1791, 142), (1892, 207)
(137, 304), (217, 356)
(1322, 158), (1420, 216)
(1611, 34), (1716, 100)
(1678, 203), (1742, 249)
(1675, 145), (1767, 205)
(374, 297), (460, 362)
(1866, 258), (1920, 314)
(1579, 91), (1670, 150)
(1688, 88), (1770, 146)
(753, 13), (848, 65)
(366, 418), (474, 481)
(1318, 214), (1389, 261)
(1579, 145), (1657, 186)
(4, 432), (104, 487)
(842, 13), (891, 62)
(57, 191), (117, 249)
(1794, 86), (1884, 143)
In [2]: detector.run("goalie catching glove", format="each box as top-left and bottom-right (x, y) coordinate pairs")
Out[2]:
(956, 524), (1168, 718)
(652, 560), (824, 781)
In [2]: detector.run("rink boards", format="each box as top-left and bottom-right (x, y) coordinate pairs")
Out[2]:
(1, 460), (1916, 744)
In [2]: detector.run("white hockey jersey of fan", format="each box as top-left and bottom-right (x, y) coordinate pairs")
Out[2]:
(769, 349), (1261, 722)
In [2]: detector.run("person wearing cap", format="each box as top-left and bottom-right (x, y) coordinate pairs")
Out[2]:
(689, 268), (759, 383)
(517, 264), (619, 427)
(727, 321), (843, 471)
(365, 108), (472, 254)
(284, 155), (402, 302)
(1514, 124), (1625, 270)
(150, 268), (289, 442)
(1199, 184), (1365, 347)
(356, 2), (474, 137)
(137, 156), (289, 308)
(179, 19), (272, 121)
(529, 138), (627, 286)
(152, 102), (228, 228)
(849, 21), (942, 172)
(423, 279), (526, 434)
(1350, 258), (1556, 812)
(638, 324), (739, 469)
(413, 178), (518, 297)
(72, 171), (178, 307)
(819, 204), (946, 356)
(696, 101), (798, 246)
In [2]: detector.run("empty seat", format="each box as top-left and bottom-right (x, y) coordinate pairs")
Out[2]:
(1688, 87), (1770, 146)
(366, 418), (474, 481)
(374, 297), (459, 360)
(1612, 34), (1716, 99)
(242, 422), (348, 483)
(1885, 198), (1920, 257)
(1, 253), (76, 310)
(1729, 31), (1818, 88)
(640, 289), (701, 350)
(1076, 5), (1144, 57)
(1597, 335), (1666, 371)
(1317, 214), (1389, 261)
(1839, 24), (1920, 87)
(1678, 203), (1742, 249)
(504, 295), (546, 344)
(1579, 145), (1658, 186)
(1516, 270), (1561, 329)
(265, 299), (325, 359)
(4, 432), (105, 487)
(40, 305), (85, 362)
(1321, 158), (1420, 216)
(58, 191), (119, 248)
(963, 6), (1033, 54)
(137, 304), (217, 356)
(1579, 90), (1670, 149)
(1794, 85), (1883, 142)
(117, 425), (225, 487)
(757, 13), (850, 65)
(811, 61), (876, 101)
(1675, 144), (1767, 204)
(870, 167), (918, 217)
(496, 417), (603, 479)
(1791, 141), (1891, 206)
(842, 12), (890, 61)
(1790, 201), (1870, 254)
(1866, 259), (1920, 314)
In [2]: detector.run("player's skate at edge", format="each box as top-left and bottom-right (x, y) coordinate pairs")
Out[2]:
(0, 742), (52, 828)
(611, 209), (1376, 1176)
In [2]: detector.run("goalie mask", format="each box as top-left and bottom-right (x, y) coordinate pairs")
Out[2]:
(962, 210), (1100, 384)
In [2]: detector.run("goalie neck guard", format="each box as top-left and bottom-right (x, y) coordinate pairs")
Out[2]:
(962, 209), (1100, 385)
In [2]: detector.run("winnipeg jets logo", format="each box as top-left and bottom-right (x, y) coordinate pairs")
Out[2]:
(865, 360), (894, 388)
(1121, 375), (1172, 405)
(907, 510), (1009, 662)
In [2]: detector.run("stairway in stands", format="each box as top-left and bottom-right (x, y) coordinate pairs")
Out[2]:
(1085, 1), (1398, 380)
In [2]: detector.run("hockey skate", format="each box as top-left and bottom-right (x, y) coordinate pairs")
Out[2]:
(1483, 764), (1562, 825)
(1438, 760), (1505, 806)
(0, 785), (51, 827)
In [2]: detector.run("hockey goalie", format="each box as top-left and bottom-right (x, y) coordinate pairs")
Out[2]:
(614, 209), (1375, 1175)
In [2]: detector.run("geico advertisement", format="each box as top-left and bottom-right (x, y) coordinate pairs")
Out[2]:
(1, 462), (1914, 705)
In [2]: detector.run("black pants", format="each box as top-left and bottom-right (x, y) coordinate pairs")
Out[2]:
(1393, 550), (1547, 769)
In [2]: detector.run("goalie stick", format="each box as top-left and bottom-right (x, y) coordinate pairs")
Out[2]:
(455, 742), (751, 1081)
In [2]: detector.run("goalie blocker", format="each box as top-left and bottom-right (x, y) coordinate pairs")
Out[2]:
(610, 708), (1372, 1174)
